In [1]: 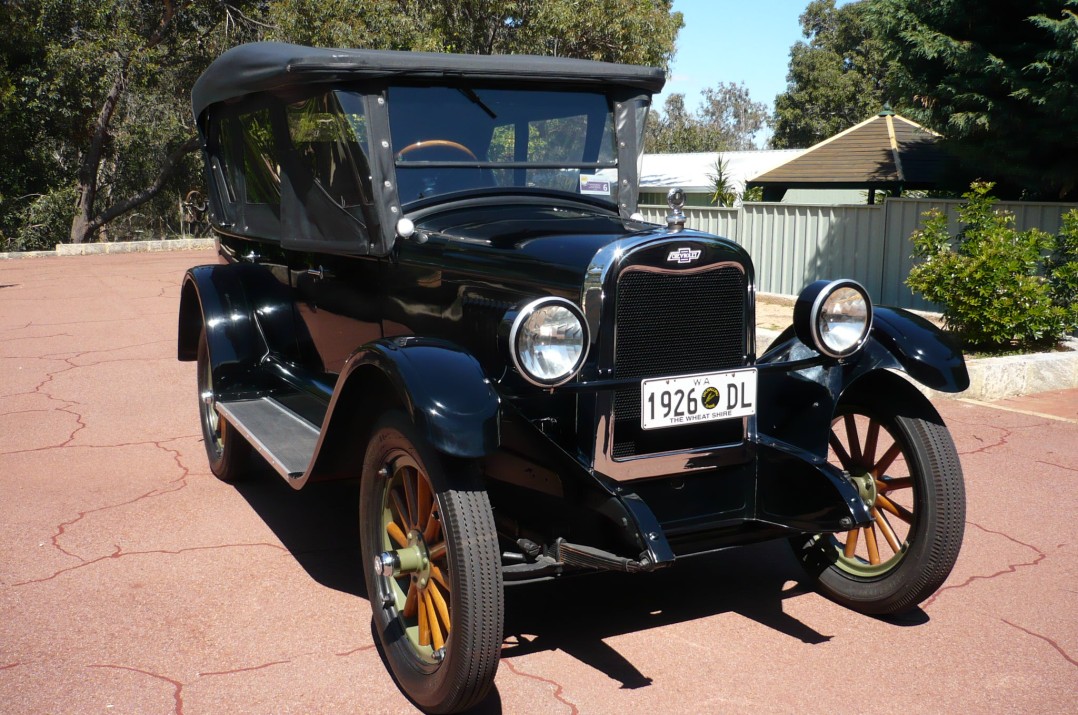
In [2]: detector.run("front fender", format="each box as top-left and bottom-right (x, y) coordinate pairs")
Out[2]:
(756, 306), (966, 459)
(762, 306), (967, 393)
(871, 306), (968, 392)
(334, 337), (500, 459)
(754, 436), (873, 530)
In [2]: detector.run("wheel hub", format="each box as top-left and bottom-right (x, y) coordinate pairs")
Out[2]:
(201, 391), (218, 427)
(199, 360), (223, 449)
(374, 529), (432, 589)
(850, 471), (878, 507)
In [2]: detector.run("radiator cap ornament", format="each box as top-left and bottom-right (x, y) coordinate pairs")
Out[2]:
(666, 187), (686, 232)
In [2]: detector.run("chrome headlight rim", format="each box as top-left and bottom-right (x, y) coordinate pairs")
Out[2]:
(507, 296), (590, 388)
(794, 279), (873, 359)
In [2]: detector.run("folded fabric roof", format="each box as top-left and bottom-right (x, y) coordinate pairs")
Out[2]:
(192, 42), (666, 119)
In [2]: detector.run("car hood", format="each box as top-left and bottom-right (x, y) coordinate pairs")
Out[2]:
(414, 202), (694, 298)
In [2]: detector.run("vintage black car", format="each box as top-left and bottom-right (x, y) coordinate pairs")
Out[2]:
(178, 42), (968, 713)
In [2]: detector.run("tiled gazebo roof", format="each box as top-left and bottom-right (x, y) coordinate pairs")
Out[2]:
(748, 109), (945, 197)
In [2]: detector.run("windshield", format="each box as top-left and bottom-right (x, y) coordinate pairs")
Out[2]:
(385, 86), (619, 205)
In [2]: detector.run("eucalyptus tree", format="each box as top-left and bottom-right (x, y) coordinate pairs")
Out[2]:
(2, 0), (682, 247)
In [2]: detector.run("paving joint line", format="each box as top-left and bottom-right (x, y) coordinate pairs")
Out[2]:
(955, 398), (1078, 425)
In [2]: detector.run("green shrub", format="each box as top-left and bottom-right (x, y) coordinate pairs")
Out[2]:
(907, 182), (1078, 350)
(1047, 209), (1078, 318)
(10, 187), (77, 252)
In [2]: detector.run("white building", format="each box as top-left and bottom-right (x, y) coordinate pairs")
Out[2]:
(638, 149), (805, 206)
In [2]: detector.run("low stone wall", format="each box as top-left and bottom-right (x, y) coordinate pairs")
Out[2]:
(0, 238), (214, 260)
(0, 249), (55, 259)
(961, 340), (1078, 401)
(55, 238), (215, 256)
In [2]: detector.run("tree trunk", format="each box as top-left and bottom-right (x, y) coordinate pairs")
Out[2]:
(68, 0), (184, 244)
(80, 136), (200, 240)
(70, 68), (127, 244)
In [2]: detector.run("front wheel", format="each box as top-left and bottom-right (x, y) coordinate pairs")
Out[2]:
(790, 395), (965, 615)
(360, 412), (503, 714)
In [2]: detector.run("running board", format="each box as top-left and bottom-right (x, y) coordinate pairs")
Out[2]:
(216, 398), (319, 480)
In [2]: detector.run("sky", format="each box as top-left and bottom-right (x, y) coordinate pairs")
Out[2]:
(655, 0), (853, 143)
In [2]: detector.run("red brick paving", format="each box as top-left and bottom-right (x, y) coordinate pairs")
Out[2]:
(1, 251), (1075, 714)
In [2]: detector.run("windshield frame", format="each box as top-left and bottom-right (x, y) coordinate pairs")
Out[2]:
(337, 80), (652, 255)
(374, 83), (647, 202)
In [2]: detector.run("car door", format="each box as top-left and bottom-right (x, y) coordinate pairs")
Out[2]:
(279, 90), (384, 379)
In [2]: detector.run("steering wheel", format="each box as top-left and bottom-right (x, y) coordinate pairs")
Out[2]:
(396, 139), (477, 161)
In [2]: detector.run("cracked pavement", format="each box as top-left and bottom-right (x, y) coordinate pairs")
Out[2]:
(1, 250), (1075, 714)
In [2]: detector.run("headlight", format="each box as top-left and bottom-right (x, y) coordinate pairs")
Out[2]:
(506, 297), (589, 386)
(794, 279), (873, 358)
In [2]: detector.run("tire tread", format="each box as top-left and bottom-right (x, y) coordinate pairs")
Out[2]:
(360, 413), (503, 714)
(794, 399), (965, 616)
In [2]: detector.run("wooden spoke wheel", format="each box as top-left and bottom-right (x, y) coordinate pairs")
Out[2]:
(377, 451), (452, 660)
(829, 411), (916, 577)
(791, 396), (965, 615)
(196, 329), (250, 482)
(360, 412), (502, 714)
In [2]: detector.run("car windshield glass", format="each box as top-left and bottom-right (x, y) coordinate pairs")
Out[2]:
(384, 86), (618, 205)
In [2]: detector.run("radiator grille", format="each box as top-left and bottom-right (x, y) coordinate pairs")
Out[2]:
(612, 265), (747, 458)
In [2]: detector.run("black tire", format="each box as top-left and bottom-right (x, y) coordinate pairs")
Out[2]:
(196, 329), (251, 482)
(790, 396), (965, 615)
(360, 411), (503, 714)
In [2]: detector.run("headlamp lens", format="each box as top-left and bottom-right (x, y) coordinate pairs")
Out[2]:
(514, 302), (587, 384)
(818, 286), (871, 355)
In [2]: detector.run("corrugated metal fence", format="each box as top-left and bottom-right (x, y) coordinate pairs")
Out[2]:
(639, 199), (1078, 310)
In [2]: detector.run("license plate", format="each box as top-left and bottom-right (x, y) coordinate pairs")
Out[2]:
(641, 368), (757, 430)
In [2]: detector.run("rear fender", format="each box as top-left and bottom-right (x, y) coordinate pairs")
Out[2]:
(179, 262), (309, 395)
(177, 265), (264, 396)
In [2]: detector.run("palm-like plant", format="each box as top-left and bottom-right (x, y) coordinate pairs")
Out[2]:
(707, 156), (738, 207)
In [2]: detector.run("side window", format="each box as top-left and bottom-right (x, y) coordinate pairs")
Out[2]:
(239, 108), (281, 207)
(489, 115), (609, 162)
(529, 116), (588, 162)
(286, 92), (371, 210)
(211, 116), (238, 204)
(529, 115), (591, 193)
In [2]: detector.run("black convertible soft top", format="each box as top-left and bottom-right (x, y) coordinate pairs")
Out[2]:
(192, 42), (666, 118)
